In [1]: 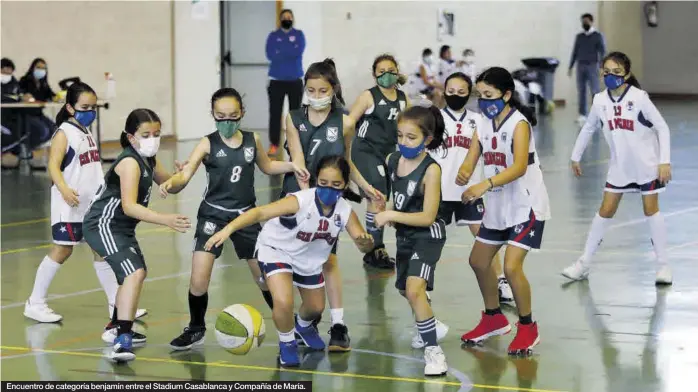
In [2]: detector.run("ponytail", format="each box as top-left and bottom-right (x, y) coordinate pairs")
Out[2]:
(54, 81), (97, 126)
(626, 75), (641, 89)
(398, 104), (447, 154)
(55, 104), (71, 125)
(304, 58), (345, 109)
(509, 95), (538, 126)
(120, 131), (130, 148)
(397, 73), (408, 85)
(603, 51), (641, 89)
(426, 105), (446, 151)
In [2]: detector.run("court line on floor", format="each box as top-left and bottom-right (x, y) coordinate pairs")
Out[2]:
(0, 345), (567, 392)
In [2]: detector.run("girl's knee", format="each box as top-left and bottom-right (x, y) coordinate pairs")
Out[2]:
(405, 280), (427, 304)
(503, 261), (523, 281)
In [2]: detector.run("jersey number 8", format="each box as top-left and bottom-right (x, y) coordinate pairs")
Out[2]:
(393, 191), (406, 210)
(230, 166), (242, 183)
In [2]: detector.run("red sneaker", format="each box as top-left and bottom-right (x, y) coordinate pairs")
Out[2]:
(507, 322), (540, 356)
(461, 312), (511, 344)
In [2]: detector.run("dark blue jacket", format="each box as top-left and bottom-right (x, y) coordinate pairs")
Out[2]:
(569, 30), (606, 69)
(265, 28), (305, 80)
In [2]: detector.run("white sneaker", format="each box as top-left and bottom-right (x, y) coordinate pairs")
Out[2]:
(101, 327), (147, 345)
(108, 305), (148, 320)
(412, 319), (449, 349)
(424, 345), (448, 376)
(498, 277), (514, 304)
(576, 115), (587, 126)
(655, 265), (673, 285)
(561, 259), (590, 281)
(24, 300), (62, 323)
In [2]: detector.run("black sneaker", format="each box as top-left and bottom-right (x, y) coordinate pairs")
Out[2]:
(295, 315), (321, 346)
(169, 326), (206, 351)
(328, 323), (351, 352)
(363, 247), (395, 270)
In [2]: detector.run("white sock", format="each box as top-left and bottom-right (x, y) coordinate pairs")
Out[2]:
(278, 329), (295, 343)
(647, 212), (668, 266)
(581, 213), (611, 266)
(297, 316), (313, 328)
(29, 256), (61, 304)
(330, 308), (345, 325)
(93, 261), (118, 306)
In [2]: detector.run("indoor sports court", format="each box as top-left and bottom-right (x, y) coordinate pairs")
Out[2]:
(2, 1), (697, 392)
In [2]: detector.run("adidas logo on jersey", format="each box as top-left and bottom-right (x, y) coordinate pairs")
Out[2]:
(216, 149), (227, 158)
(410, 253), (420, 260)
(143, 170), (149, 178)
(378, 99), (387, 106)
(299, 124), (307, 132)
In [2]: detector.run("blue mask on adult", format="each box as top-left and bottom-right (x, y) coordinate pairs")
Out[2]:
(33, 69), (46, 80)
(478, 97), (506, 119)
(398, 141), (425, 159)
(74, 109), (97, 127)
(604, 74), (625, 90)
(316, 186), (343, 206)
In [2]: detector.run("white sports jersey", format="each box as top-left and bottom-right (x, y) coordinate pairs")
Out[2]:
(50, 121), (105, 224)
(479, 110), (550, 230)
(256, 188), (352, 276)
(437, 59), (457, 85)
(571, 86), (671, 186)
(429, 108), (483, 201)
(408, 61), (436, 95)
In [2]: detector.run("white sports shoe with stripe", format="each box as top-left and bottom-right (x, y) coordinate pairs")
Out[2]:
(424, 345), (448, 376)
(412, 319), (449, 349)
(24, 300), (62, 323)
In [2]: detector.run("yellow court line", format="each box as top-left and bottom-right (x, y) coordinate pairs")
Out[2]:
(0, 345), (568, 392)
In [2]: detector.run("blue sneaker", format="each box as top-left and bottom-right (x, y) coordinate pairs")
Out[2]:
(295, 315), (326, 351)
(278, 341), (300, 367)
(107, 333), (135, 363)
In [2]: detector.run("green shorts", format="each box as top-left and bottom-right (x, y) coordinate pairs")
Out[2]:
(351, 148), (391, 198)
(193, 202), (260, 260)
(84, 228), (146, 285)
(394, 236), (445, 292)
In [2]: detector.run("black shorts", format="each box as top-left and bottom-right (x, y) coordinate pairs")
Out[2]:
(441, 199), (484, 226)
(395, 236), (445, 292)
(84, 228), (146, 285)
(193, 202), (260, 260)
(351, 148), (391, 198)
(605, 179), (665, 196)
(476, 210), (545, 251)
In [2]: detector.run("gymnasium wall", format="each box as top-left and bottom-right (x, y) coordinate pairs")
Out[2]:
(0, 1), (174, 143)
(642, 1), (698, 95)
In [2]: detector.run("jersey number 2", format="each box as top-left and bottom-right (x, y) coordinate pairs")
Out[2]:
(230, 166), (242, 183)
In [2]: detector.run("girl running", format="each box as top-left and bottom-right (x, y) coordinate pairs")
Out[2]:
(83, 109), (191, 362)
(283, 58), (384, 352)
(348, 54), (409, 269)
(429, 72), (514, 307)
(561, 52), (672, 284)
(158, 88), (309, 350)
(23, 82), (146, 324)
(205, 155), (374, 367)
(458, 67), (550, 356)
(373, 104), (449, 376)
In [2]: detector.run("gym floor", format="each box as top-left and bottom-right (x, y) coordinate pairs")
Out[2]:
(2, 102), (697, 392)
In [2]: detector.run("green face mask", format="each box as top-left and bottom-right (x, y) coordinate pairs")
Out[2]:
(376, 72), (399, 88)
(216, 119), (241, 138)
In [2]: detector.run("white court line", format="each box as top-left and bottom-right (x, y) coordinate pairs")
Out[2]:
(608, 206), (698, 230)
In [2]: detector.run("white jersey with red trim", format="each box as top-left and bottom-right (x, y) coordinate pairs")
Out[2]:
(570, 86), (671, 186)
(50, 121), (105, 224)
(479, 109), (550, 230)
(429, 108), (483, 201)
(256, 188), (352, 275)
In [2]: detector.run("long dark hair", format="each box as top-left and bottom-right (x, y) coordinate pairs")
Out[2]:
(23, 58), (48, 82)
(55, 82), (96, 125)
(603, 51), (641, 89)
(398, 105), (446, 151)
(304, 58), (345, 108)
(120, 109), (161, 148)
(476, 67), (537, 126)
(372, 54), (408, 85)
(444, 71), (473, 92)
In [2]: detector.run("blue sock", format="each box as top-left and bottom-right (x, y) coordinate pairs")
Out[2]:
(366, 212), (384, 249)
(416, 316), (437, 347)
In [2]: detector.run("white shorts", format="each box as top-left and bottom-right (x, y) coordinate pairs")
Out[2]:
(50, 187), (89, 245)
(254, 245), (325, 289)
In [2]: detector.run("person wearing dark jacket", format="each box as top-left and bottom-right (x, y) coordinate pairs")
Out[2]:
(17, 58), (55, 149)
(265, 9), (305, 157)
(2, 58), (24, 155)
(568, 13), (606, 125)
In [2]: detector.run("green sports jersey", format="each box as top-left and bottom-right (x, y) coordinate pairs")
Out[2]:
(283, 107), (345, 193)
(386, 152), (446, 239)
(354, 86), (406, 158)
(202, 130), (257, 210)
(83, 146), (155, 236)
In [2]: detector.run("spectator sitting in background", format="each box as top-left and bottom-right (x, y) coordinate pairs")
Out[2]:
(437, 45), (456, 85)
(457, 49), (477, 82)
(17, 57), (55, 149)
(407, 48), (444, 106)
(2, 58), (23, 158)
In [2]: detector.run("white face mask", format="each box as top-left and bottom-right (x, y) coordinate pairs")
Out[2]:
(1, 74), (11, 84)
(463, 55), (475, 64)
(306, 93), (332, 110)
(423, 55), (434, 65)
(134, 135), (160, 157)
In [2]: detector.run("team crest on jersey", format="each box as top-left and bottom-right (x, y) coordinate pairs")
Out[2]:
(203, 221), (216, 235)
(468, 119), (477, 129)
(514, 224), (524, 234)
(477, 204), (484, 213)
(143, 170), (149, 178)
(333, 214), (342, 227)
(299, 124), (307, 132)
(501, 132), (507, 142)
(407, 180), (417, 196)
(244, 147), (255, 163)
(626, 101), (634, 112)
(326, 127), (338, 142)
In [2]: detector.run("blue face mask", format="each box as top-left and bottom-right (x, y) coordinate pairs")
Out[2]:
(604, 74), (625, 90)
(478, 97), (506, 119)
(398, 142), (425, 159)
(74, 109), (96, 127)
(316, 186), (343, 206)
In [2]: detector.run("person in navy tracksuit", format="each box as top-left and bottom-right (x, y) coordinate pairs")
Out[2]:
(265, 8), (306, 156)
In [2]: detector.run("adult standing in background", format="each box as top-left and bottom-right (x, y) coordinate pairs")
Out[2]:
(568, 13), (605, 126)
(265, 9), (305, 157)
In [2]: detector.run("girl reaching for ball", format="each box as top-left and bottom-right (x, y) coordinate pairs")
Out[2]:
(204, 155), (374, 367)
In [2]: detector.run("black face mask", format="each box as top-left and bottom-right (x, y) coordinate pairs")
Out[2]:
(582, 23), (591, 31)
(444, 94), (469, 111)
(281, 20), (293, 29)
